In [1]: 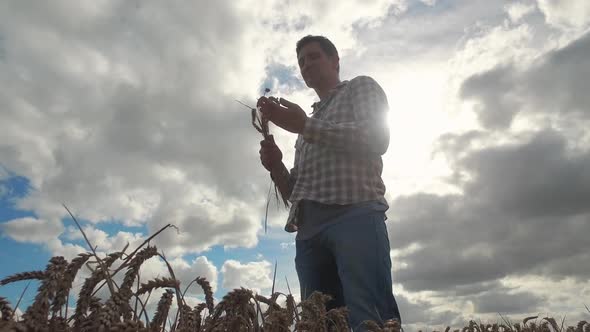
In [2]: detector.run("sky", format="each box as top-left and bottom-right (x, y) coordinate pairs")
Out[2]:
(1, 0), (589, 330)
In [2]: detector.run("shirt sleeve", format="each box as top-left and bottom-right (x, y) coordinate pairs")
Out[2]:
(301, 76), (390, 156)
(286, 139), (300, 200)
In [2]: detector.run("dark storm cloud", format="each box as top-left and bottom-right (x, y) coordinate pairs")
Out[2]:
(472, 290), (543, 314)
(460, 130), (590, 219)
(388, 129), (590, 293)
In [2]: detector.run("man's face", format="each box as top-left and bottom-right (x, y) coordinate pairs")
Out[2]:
(297, 41), (339, 88)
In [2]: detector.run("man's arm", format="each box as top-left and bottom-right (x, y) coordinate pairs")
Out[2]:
(259, 135), (295, 200)
(270, 162), (294, 201)
(302, 76), (390, 155)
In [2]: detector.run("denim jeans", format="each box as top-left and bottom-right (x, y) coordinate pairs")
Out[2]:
(295, 203), (402, 331)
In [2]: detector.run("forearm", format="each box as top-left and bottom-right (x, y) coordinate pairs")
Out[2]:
(270, 162), (293, 200)
(302, 117), (389, 155)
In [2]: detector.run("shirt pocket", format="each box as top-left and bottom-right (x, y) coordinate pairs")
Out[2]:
(321, 99), (355, 123)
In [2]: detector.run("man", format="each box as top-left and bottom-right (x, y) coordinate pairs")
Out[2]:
(257, 35), (402, 331)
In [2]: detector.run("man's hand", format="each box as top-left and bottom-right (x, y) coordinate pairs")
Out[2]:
(259, 135), (283, 172)
(257, 97), (307, 134)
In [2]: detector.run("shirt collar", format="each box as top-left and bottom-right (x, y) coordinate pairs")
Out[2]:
(311, 80), (349, 111)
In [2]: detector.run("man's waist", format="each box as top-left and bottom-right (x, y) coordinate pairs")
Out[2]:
(289, 189), (387, 205)
(299, 198), (387, 209)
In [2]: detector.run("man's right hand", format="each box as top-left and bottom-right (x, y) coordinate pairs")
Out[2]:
(259, 135), (283, 172)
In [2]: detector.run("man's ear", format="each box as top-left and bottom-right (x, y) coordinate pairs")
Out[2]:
(331, 55), (340, 72)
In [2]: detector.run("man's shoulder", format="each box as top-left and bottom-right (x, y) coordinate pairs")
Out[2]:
(349, 75), (378, 84)
(348, 75), (383, 91)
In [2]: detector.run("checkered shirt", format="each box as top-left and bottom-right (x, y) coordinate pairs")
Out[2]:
(283, 75), (390, 232)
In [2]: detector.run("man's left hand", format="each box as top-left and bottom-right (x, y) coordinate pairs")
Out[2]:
(257, 97), (307, 134)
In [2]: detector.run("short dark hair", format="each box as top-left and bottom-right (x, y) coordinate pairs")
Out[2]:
(296, 35), (339, 58)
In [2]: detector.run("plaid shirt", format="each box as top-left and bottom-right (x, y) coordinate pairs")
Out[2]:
(283, 75), (390, 232)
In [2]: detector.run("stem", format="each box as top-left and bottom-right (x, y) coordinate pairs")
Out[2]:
(63, 204), (117, 297)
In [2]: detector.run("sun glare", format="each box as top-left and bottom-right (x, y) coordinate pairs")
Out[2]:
(380, 66), (462, 197)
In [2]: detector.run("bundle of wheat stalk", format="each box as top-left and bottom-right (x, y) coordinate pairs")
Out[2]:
(236, 91), (290, 233)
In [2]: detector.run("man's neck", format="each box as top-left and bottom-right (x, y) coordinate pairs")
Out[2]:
(315, 77), (341, 100)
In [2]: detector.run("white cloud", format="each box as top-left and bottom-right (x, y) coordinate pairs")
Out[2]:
(52, 246), (218, 310)
(536, 0), (590, 30)
(62, 224), (147, 254)
(505, 2), (537, 23)
(168, 256), (219, 295)
(238, 0), (403, 62)
(420, 0), (437, 6)
(47, 240), (88, 262)
(449, 23), (536, 83)
(13, 308), (23, 321)
(0, 217), (63, 244)
(147, 189), (262, 256)
(280, 242), (295, 250)
(221, 260), (273, 294)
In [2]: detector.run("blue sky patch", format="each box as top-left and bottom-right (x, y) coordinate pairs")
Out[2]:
(260, 63), (305, 96)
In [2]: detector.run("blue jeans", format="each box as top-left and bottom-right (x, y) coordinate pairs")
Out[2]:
(295, 203), (402, 331)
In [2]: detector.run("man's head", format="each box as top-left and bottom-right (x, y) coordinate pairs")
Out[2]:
(296, 35), (340, 89)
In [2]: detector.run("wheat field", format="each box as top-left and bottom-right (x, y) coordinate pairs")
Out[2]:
(0, 222), (588, 331)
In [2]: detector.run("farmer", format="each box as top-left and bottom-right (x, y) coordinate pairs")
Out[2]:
(257, 35), (402, 331)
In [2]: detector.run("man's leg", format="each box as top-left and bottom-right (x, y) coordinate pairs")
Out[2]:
(295, 236), (346, 310)
(322, 210), (402, 331)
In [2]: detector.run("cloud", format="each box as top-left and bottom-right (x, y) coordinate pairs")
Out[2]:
(168, 256), (219, 295)
(461, 30), (590, 129)
(353, 0), (508, 63)
(389, 128), (590, 297)
(0, 217), (64, 244)
(458, 130), (590, 218)
(0, 0), (406, 257)
(221, 260), (273, 293)
(505, 2), (537, 24)
(536, 0), (590, 30)
(261, 63), (306, 95)
(396, 293), (459, 327)
(2, 0), (590, 327)
(147, 191), (262, 256)
(0, 184), (8, 199)
(280, 242), (295, 250)
(0, 0), (278, 254)
(0, 166), (9, 180)
(471, 289), (543, 314)
(63, 225), (146, 254)
(47, 241), (88, 262)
